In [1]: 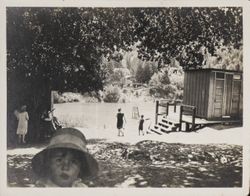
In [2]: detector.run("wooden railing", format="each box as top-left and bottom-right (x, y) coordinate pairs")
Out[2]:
(155, 99), (182, 124)
(179, 104), (196, 131)
(155, 100), (197, 132)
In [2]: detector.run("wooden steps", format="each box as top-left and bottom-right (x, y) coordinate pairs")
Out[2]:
(148, 116), (180, 135)
(150, 125), (163, 135)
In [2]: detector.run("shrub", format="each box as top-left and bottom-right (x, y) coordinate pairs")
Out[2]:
(118, 93), (128, 103)
(53, 91), (83, 103)
(149, 84), (177, 99)
(103, 85), (121, 103)
(122, 88), (128, 94)
(53, 91), (66, 103)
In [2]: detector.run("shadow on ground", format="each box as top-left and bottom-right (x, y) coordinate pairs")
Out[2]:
(7, 140), (242, 187)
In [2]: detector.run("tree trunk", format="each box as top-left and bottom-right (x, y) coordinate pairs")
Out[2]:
(7, 80), (52, 147)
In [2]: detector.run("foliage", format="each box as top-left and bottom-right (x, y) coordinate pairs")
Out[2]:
(168, 62), (184, 92)
(112, 68), (130, 87)
(134, 8), (242, 69)
(121, 45), (140, 75)
(149, 85), (176, 99)
(103, 85), (121, 103)
(135, 63), (144, 83)
(53, 91), (83, 103)
(203, 45), (243, 71)
(149, 65), (184, 99)
(150, 69), (170, 86)
(135, 62), (155, 84)
(7, 7), (242, 90)
(7, 7), (242, 94)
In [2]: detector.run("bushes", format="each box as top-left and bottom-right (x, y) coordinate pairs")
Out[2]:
(103, 85), (121, 103)
(149, 85), (176, 99)
(53, 88), (125, 104)
(149, 68), (184, 99)
(53, 91), (83, 103)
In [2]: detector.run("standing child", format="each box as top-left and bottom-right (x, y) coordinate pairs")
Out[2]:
(138, 115), (145, 136)
(32, 128), (99, 187)
(16, 105), (29, 144)
(138, 115), (149, 136)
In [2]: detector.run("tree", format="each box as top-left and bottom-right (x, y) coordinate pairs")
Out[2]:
(7, 8), (127, 143)
(135, 7), (242, 69)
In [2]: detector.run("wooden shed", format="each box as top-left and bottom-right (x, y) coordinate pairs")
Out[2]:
(183, 69), (243, 120)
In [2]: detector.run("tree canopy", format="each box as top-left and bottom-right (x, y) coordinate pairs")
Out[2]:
(7, 7), (242, 143)
(7, 7), (243, 90)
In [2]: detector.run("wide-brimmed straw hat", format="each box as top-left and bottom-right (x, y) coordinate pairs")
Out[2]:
(32, 128), (99, 178)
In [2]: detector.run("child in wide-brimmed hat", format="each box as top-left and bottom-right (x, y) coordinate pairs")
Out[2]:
(32, 128), (99, 187)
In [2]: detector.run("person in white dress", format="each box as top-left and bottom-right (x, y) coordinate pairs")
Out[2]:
(16, 105), (29, 144)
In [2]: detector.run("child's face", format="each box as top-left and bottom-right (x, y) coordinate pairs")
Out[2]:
(48, 149), (82, 187)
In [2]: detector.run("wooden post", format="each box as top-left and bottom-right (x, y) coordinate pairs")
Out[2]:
(192, 107), (196, 131)
(185, 122), (189, 132)
(155, 100), (159, 124)
(166, 102), (169, 116)
(179, 105), (183, 131)
(174, 101), (177, 113)
(132, 106), (140, 119)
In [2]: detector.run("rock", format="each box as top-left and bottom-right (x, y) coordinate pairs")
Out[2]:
(139, 181), (148, 186)
(122, 147), (151, 161)
(204, 151), (216, 161)
(220, 156), (228, 164)
(198, 167), (207, 172)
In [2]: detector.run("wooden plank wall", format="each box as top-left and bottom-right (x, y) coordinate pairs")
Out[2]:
(207, 72), (215, 119)
(183, 70), (210, 118)
(225, 74), (233, 116)
(184, 70), (243, 120)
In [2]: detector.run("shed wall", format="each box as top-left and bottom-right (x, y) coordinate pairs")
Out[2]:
(183, 70), (210, 118)
(183, 69), (242, 120)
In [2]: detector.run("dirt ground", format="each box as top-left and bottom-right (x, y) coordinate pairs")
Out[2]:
(7, 126), (243, 187)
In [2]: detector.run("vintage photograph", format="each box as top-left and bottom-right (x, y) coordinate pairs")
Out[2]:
(5, 6), (245, 191)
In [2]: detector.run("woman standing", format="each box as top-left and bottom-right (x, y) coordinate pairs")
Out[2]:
(16, 105), (29, 144)
(116, 108), (126, 136)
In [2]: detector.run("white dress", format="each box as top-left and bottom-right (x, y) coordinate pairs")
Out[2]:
(16, 112), (29, 135)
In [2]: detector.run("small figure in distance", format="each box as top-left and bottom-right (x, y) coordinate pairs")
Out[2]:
(138, 115), (150, 136)
(16, 105), (29, 144)
(32, 128), (99, 187)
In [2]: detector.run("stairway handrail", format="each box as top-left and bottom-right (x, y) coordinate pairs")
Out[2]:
(155, 99), (183, 124)
(179, 104), (196, 131)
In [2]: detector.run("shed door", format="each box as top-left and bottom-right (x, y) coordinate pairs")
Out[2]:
(225, 74), (233, 116)
(231, 75), (242, 116)
(214, 73), (225, 117)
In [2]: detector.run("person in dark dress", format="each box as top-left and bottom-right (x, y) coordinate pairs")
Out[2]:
(116, 108), (126, 136)
(138, 115), (145, 136)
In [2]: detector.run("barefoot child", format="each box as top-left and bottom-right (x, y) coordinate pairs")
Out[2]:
(16, 105), (29, 144)
(138, 115), (149, 136)
(32, 128), (99, 187)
